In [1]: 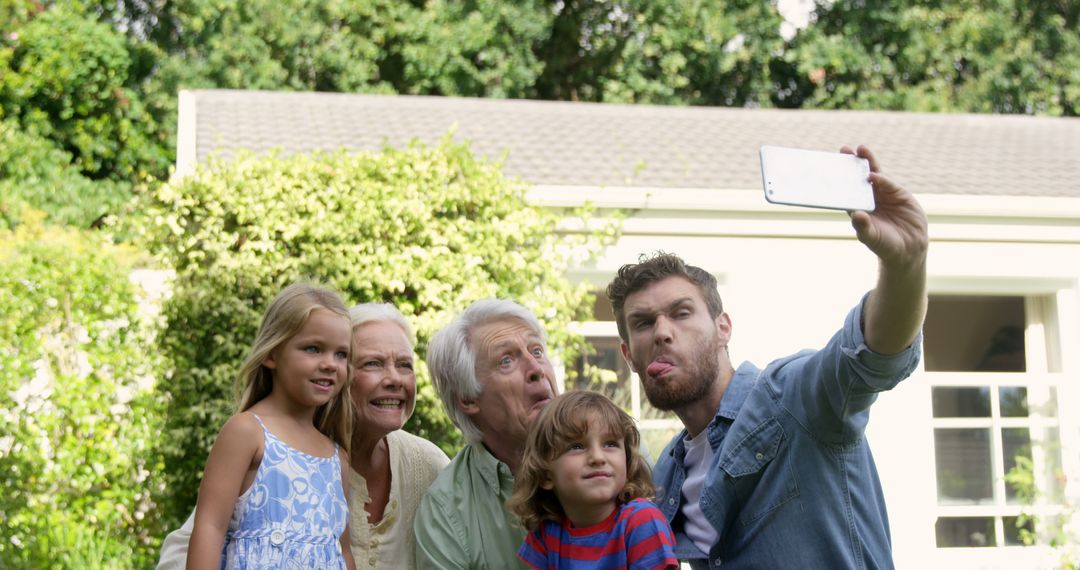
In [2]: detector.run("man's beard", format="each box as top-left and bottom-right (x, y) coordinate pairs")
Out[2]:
(638, 329), (722, 411)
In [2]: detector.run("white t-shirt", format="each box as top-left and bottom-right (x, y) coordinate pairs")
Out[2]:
(680, 431), (719, 555)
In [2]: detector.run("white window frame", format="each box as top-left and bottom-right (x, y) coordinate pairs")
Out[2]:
(924, 287), (1078, 562)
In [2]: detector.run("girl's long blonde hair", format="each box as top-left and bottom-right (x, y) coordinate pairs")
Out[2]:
(507, 390), (654, 531)
(235, 282), (353, 453)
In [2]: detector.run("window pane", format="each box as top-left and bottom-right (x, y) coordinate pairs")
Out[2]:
(573, 338), (631, 411)
(1003, 516), (1034, 546)
(1002, 428), (1033, 504)
(999, 386), (1030, 417)
(976, 325), (1026, 372)
(591, 293), (616, 321)
(935, 428), (993, 505)
(924, 296), (1025, 372)
(932, 387), (991, 417)
(582, 338), (624, 377)
(936, 517), (996, 547)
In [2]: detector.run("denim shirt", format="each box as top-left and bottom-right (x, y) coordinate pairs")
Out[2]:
(653, 297), (922, 570)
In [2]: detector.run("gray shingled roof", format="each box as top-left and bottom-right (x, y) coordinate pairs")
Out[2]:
(180, 89), (1080, 198)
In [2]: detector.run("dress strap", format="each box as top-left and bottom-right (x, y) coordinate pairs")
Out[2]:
(248, 412), (268, 431)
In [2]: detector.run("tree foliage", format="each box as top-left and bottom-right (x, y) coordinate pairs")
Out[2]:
(0, 119), (126, 228)
(780, 0), (1080, 115)
(0, 212), (166, 568)
(133, 139), (609, 530)
(0, 6), (168, 181)
(4, 0), (1075, 233)
(536, 0), (784, 106)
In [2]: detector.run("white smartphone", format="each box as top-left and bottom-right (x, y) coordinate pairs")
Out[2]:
(759, 145), (875, 212)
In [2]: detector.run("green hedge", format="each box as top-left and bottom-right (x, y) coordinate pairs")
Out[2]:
(135, 139), (611, 531)
(0, 213), (167, 568)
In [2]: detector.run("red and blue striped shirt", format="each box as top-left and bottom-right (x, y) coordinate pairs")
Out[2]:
(517, 498), (678, 570)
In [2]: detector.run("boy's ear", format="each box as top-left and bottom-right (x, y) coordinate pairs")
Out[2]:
(540, 473), (555, 491)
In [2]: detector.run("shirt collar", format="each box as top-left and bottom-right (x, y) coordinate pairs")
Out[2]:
(664, 361), (763, 460)
(471, 441), (515, 494)
(715, 361), (759, 421)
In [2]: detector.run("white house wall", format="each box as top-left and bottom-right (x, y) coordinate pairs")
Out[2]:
(534, 185), (1080, 570)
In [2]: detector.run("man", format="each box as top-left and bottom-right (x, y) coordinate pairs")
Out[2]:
(415, 298), (559, 569)
(606, 146), (927, 569)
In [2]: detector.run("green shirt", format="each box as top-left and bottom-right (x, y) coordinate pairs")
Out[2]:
(414, 442), (528, 569)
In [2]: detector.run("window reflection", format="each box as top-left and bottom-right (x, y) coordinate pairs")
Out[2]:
(1002, 428), (1032, 504)
(932, 387), (991, 418)
(936, 517), (996, 547)
(999, 386), (1029, 417)
(935, 428), (993, 505)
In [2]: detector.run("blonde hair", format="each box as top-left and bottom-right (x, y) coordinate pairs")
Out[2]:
(236, 282), (353, 454)
(507, 390), (654, 531)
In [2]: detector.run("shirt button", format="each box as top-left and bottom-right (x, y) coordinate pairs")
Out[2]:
(714, 558), (723, 566)
(755, 452), (764, 461)
(269, 529), (285, 546)
(668, 498), (676, 505)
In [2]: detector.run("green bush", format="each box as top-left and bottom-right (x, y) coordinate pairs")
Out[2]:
(0, 119), (127, 229)
(0, 212), (167, 568)
(134, 139), (611, 531)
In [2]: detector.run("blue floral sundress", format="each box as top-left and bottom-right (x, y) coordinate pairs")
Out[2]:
(221, 413), (348, 569)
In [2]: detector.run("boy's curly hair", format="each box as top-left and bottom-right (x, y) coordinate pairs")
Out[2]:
(507, 390), (654, 531)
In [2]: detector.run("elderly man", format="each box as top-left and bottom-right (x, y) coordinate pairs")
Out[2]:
(605, 146), (927, 569)
(415, 298), (558, 569)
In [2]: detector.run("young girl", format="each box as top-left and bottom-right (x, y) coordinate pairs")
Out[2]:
(187, 283), (357, 570)
(508, 390), (678, 570)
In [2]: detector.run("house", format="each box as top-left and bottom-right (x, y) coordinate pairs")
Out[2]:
(177, 89), (1080, 569)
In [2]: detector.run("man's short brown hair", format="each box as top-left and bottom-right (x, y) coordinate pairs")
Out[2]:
(605, 252), (723, 342)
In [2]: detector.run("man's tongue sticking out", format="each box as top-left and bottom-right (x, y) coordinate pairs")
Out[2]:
(647, 361), (674, 378)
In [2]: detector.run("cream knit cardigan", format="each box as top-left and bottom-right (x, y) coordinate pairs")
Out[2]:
(348, 430), (449, 570)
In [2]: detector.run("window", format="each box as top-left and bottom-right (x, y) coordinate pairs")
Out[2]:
(925, 295), (1066, 549)
(572, 293), (683, 460)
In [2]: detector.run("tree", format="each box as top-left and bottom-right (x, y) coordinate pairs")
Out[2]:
(133, 138), (613, 530)
(0, 120), (126, 228)
(123, 0), (786, 143)
(0, 6), (169, 181)
(536, 0), (785, 107)
(1005, 451), (1079, 568)
(779, 0), (1080, 115)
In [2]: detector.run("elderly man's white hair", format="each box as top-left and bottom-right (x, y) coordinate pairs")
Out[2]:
(426, 298), (546, 444)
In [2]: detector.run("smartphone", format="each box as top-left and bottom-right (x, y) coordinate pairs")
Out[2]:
(759, 145), (875, 212)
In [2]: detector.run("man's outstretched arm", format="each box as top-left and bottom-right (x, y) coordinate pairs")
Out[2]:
(845, 145), (929, 355)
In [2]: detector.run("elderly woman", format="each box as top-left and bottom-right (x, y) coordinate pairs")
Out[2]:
(345, 303), (448, 569)
(157, 303), (448, 570)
